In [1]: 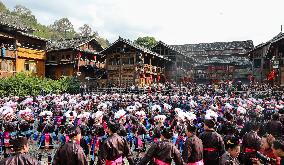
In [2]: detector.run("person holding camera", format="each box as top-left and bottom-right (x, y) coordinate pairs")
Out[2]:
(272, 139), (284, 165)
(0, 137), (39, 165)
(52, 125), (88, 165)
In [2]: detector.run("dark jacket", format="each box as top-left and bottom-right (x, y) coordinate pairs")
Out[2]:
(182, 135), (203, 163)
(138, 139), (184, 165)
(52, 142), (88, 165)
(0, 153), (40, 165)
(97, 133), (134, 165)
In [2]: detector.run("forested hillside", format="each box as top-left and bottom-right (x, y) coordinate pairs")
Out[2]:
(0, 1), (110, 48)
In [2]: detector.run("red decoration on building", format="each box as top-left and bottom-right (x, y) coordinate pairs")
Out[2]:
(267, 70), (276, 81)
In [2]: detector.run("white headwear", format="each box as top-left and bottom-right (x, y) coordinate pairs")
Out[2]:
(78, 112), (91, 119)
(18, 107), (33, 119)
(114, 109), (126, 119)
(205, 109), (218, 120)
(163, 103), (172, 110)
(92, 111), (104, 119)
(237, 106), (246, 115)
(151, 104), (161, 112)
(126, 106), (137, 112)
(39, 111), (53, 117)
(64, 110), (77, 118)
(135, 110), (146, 118)
(154, 115), (166, 122)
(185, 112), (197, 121)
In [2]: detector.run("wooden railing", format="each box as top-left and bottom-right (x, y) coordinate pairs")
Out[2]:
(5, 49), (16, 58)
(17, 47), (45, 59)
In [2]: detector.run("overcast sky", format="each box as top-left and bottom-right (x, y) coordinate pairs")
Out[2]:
(2, 0), (284, 46)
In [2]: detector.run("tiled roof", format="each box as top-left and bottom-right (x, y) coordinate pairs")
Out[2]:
(152, 41), (186, 56)
(0, 12), (33, 32)
(18, 31), (48, 42)
(172, 40), (254, 54)
(101, 37), (171, 61)
(47, 36), (103, 52)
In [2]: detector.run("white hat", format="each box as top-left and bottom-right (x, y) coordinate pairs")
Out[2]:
(135, 110), (146, 118)
(126, 106), (137, 112)
(0, 106), (12, 114)
(185, 112), (197, 121)
(205, 109), (218, 120)
(154, 115), (166, 122)
(163, 103), (172, 110)
(92, 111), (104, 119)
(114, 109), (126, 119)
(134, 102), (142, 108)
(64, 110), (77, 118)
(237, 106), (246, 115)
(18, 107), (33, 119)
(78, 112), (91, 119)
(151, 104), (161, 112)
(97, 102), (107, 110)
(39, 111), (53, 117)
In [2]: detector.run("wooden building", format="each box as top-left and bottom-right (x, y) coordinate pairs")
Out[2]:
(248, 32), (284, 86)
(151, 41), (193, 82)
(46, 37), (105, 85)
(172, 41), (254, 83)
(0, 13), (47, 77)
(100, 37), (171, 87)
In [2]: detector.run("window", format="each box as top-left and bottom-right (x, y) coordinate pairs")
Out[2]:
(24, 60), (37, 73)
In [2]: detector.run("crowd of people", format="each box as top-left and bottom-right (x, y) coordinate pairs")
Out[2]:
(0, 82), (283, 165)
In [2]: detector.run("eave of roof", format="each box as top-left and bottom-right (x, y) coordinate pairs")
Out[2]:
(100, 37), (172, 61)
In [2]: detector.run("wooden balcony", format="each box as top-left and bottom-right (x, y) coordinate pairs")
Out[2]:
(17, 47), (45, 60)
(4, 50), (16, 58)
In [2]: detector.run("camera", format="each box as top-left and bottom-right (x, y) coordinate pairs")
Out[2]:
(255, 151), (276, 165)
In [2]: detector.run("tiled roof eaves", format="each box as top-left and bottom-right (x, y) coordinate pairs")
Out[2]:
(101, 37), (171, 62)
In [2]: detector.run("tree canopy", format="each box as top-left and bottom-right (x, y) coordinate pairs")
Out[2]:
(0, 1), (109, 47)
(134, 36), (157, 49)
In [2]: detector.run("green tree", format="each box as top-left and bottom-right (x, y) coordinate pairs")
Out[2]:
(134, 36), (157, 49)
(0, 1), (8, 13)
(50, 18), (77, 39)
(12, 5), (37, 23)
(79, 24), (93, 37)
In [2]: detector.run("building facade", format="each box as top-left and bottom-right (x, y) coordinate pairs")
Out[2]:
(46, 37), (105, 86)
(248, 32), (284, 86)
(151, 41), (193, 83)
(101, 37), (171, 87)
(0, 13), (47, 78)
(172, 40), (254, 83)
